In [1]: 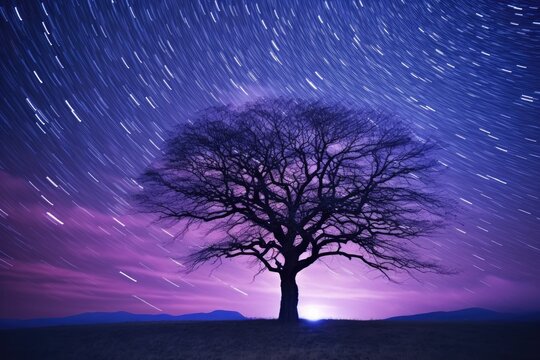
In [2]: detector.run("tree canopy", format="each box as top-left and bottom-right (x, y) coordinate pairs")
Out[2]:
(135, 98), (449, 321)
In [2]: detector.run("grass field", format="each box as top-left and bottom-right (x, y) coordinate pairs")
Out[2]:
(2, 320), (539, 359)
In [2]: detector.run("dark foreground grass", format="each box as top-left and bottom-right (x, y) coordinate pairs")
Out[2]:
(1, 320), (539, 360)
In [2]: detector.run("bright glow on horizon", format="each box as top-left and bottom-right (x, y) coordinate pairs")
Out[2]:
(300, 306), (325, 321)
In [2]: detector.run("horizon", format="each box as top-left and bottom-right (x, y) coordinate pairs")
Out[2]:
(4, 305), (536, 323)
(1, 1), (539, 322)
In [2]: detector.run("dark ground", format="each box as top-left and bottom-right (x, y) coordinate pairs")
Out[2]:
(1, 320), (539, 360)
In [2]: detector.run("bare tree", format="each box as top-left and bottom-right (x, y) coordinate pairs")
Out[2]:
(135, 98), (448, 322)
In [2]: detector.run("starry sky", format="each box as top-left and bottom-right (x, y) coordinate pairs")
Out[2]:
(0, 0), (539, 321)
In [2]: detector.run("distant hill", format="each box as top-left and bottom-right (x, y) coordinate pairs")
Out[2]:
(0, 310), (246, 329)
(386, 307), (540, 322)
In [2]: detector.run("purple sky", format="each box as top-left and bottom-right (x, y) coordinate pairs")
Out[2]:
(1, 168), (539, 320)
(1, 1), (539, 320)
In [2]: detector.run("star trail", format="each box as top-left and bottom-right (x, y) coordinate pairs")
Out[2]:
(0, 1), (539, 320)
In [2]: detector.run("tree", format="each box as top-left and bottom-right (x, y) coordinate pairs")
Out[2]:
(135, 98), (448, 322)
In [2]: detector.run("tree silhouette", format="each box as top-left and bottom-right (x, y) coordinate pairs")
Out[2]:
(135, 98), (448, 322)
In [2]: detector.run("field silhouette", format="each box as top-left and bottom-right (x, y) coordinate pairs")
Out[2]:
(2, 319), (538, 359)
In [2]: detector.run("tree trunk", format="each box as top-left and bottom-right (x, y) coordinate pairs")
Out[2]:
(278, 272), (299, 322)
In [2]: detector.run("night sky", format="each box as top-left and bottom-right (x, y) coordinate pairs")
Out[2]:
(0, 1), (539, 321)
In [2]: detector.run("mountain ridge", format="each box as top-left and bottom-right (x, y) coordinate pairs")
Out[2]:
(386, 307), (540, 322)
(0, 309), (246, 329)
(3, 307), (539, 329)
